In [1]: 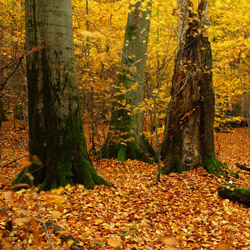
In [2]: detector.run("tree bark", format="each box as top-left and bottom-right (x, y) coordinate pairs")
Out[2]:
(13, 0), (110, 191)
(218, 186), (250, 207)
(161, 0), (222, 174)
(100, 0), (153, 162)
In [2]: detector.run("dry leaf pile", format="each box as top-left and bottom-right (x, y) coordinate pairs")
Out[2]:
(0, 122), (250, 249)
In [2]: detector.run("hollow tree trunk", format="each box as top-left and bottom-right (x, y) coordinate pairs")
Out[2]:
(13, 0), (110, 191)
(100, 0), (153, 162)
(161, 0), (222, 174)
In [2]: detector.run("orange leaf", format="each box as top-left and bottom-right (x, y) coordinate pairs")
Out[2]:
(51, 211), (62, 219)
(14, 217), (31, 225)
(20, 160), (32, 167)
(214, 243), (231, 250)
(3, 191), (15, 201)
(161, 237), (180, 247)
(107, 238), (121, 248)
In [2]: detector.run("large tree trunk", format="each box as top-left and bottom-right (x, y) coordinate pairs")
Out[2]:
(100, 0), (153, 162)
(13, 0), (110, 191)
(161, 0), (222, 174)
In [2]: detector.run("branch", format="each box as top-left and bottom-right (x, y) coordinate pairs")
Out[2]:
(0, 55), (24, 91)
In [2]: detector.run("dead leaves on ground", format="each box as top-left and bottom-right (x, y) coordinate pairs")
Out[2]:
(0, 128), (250, 249)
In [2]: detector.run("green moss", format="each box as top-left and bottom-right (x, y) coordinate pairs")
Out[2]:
(203, 153), (239, 178)
(117, 144), (127, 162)
(13, 108), (111, 192)
(203, 153), (223, 175)
(12, 163), (45, 188)
(218, 186), (250, 206)
(126, 24), (136, 42)
(140, 133), (156, 159)
(239, 187), (250, 196)
(176, 159), (183, 173)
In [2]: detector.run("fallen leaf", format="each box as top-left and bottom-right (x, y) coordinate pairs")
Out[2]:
(14, 217), (31, 225)
(107, 238), (121, 248)
(161, 237), (180, 247)
(3, 191), (15, 201)
(51, 210), (62, 219)
(214, 243), (231, 250)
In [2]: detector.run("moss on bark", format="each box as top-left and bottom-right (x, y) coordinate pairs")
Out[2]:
(203, 153), (239, 178)
(13, 109), (111, 191)
(99, 69), (152, 163)
(13, 157), (111, 192)
(218, 186), (250, 207)
(100, 134), (151, 163)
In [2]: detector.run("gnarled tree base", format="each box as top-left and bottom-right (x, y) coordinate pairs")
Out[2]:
(218, 186), (250, 207)
(162, 153), (239, 178)
(99, 136), (151, 163)
(12, 157), (111, 192)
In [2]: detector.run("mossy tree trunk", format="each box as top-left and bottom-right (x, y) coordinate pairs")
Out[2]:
(13, 0), (110, 191)
(161, 1), (222, 174)
(100, 0), (153, 162)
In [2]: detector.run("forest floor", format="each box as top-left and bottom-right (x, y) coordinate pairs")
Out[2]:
(0, 119), (250, 249)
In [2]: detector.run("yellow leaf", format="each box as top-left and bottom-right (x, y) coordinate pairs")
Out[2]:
(31, 155), (42, 166)
(67, 239), (74, 247)
(52, 186), (64, 195)
(130, 82), (139, 91)
(94, 219), (103, 224)
(241, 53), (246, 59)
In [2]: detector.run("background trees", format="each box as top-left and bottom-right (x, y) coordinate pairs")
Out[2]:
(100, 0), (153, 162)
(0, 0), (249, 173)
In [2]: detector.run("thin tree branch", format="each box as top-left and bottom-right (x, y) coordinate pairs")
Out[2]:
(0, 55), (24, 91)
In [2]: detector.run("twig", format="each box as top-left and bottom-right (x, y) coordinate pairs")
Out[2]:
(0, 139), (28, 167)
(27, 176), (56, 250)
(0, 155), (26, 168)
(0, 56), (24, 91)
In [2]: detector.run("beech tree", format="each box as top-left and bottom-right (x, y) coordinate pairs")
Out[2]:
(161, 0), (224, 174)
(13, 0), (110, 191)
(100, 0), (153, 162)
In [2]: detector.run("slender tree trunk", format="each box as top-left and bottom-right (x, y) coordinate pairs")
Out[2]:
(100, 0), (153, 162)
(161, 0), (223, 174)
(13, 0), (110, 191)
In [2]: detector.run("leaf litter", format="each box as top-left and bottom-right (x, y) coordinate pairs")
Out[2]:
(0, 124), (250, 249)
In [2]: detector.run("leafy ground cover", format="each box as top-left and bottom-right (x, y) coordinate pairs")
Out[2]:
(0, 120), (250, 249)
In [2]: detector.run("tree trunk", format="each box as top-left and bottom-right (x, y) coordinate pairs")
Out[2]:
(0, 99), (3, 131)
(100, 0), (153, 162)
(161, 0), (222, 174)
(13, 0), (110, 191)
